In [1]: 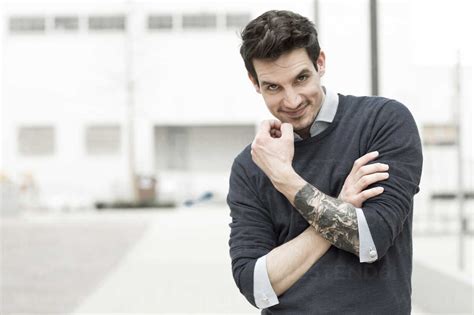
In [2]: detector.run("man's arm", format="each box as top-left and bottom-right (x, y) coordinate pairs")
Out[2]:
(276, 152), (388, 256)
(252, 101), (423, 260)
(265, 226), (329, 297)
(277, 171), (361, 255)
(229, 147), (387, 306)
(263, 151), (386, 297)
(251, 121), (388, 256)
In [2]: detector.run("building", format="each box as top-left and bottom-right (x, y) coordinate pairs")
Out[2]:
(1, 0), (472, 221)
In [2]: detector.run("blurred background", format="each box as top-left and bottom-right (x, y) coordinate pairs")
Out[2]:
(0, 0), (472, 314)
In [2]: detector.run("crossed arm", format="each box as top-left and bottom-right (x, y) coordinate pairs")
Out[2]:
(251, 120), (388, 296)
(265, 155), (387, 295)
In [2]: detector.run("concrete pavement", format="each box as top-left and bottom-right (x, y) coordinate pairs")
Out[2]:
(2, 205), (471, 314)
(72, 206), (257, 314)
(1, 211), (150, 314)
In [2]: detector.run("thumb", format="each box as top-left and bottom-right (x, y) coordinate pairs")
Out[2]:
(280, 123), (294, 141)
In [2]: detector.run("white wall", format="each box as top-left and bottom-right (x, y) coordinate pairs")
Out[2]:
(2, 0), (472, 208)
(378, 0), (473, 188)
(319, 0), (371, 95)
(0, 0), (315, 206)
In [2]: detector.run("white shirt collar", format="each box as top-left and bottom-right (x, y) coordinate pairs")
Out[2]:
(293, 87), (339, 140)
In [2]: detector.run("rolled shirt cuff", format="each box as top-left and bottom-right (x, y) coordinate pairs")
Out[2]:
(356, 207), (378, 263)
(253, 254), (279, 309)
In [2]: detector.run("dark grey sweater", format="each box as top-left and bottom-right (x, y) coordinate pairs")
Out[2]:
(227, 94), (423, 314)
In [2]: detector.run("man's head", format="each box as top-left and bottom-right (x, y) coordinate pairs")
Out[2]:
(240, 10), (321, 85)
(240, 10), (326, 137)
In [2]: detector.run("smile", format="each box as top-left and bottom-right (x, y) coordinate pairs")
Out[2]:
(282, 105), (307, 119)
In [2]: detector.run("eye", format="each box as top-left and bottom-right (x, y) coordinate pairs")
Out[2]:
(266, 84), (279, 91)
(296, 74), (308, 82)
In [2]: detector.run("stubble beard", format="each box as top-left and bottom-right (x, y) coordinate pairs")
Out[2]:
(293, 102), (318, 132)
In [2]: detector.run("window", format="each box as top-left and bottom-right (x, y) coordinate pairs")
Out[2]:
(182, 13), (216, 29)
(154, 125), (255, 172)
(226, 13), (250, 29)
(148, 15), (173, 30)
(186, 125), (255, 171)
(18, 126), (55, 156)
(9, 16), (45, 33)
(166, 127), (188, 170)
(54, 16), (79, 31)
(85, 125), (121, 155)
(422, 124), (457, 146)
(154, 126), (188, 171)
(88, 15), (125, 31)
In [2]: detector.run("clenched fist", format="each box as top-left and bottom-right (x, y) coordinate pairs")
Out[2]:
(251, 120), (295, 186)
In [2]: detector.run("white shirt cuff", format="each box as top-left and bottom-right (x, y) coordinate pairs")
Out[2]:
(355, 208), (378, 263)
(253, 255), (279, 309)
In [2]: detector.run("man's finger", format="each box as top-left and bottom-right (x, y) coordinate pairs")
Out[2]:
(357, 163), (389, 178)
(258, 120), (272, 134)
(358, 187), (384, 202)
(351, 151), (379, 173)
(269, 119), (282, 130)
(280, 123), (294, 141)
(257, 120), (280, 138)
(356, 172), (389, 191)
(271, 129), (282, 138)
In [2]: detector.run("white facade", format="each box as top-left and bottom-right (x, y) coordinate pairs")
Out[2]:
(1, 0), (315, 208)
(1, 0), (472, 213)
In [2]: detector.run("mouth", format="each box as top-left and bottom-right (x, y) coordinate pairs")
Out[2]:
(282, 105), (307, 119)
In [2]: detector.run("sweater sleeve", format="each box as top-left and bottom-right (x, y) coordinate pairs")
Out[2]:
(361, 100), (423, 259)
(227, 157), (277, 308)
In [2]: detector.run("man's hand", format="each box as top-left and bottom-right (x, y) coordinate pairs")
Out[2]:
(338, 151), (389, 207)
(251, 120), (295, 186)
(251, 119), (391, 256)
(251, 120), (389, 208)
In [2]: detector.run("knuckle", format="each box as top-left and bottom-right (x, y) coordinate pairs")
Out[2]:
(353, 158), (361, 167)
(253, 137), (264, 146)
(369, 173), (379, 180)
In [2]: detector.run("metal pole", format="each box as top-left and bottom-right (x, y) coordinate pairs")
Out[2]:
(454, 50), (465, 270)
(370, 0), (379, 96)
(313, 0), (319, 31)
(125, 0), (138, 203)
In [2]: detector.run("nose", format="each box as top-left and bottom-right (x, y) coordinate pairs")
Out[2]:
(282, 88), (302, 109)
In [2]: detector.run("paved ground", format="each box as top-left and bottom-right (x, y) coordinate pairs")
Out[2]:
(72, 206), (256, 314)
(1, 211), (150, 314)
(1, 206), (256, 314)
(1, 205), (472, 314)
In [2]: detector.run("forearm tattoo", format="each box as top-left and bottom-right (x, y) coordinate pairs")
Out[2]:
(294, 184), (360, 256)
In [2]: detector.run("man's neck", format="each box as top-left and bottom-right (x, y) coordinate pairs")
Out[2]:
(295, 127), (311, 139)
(295, 88), (326, 140)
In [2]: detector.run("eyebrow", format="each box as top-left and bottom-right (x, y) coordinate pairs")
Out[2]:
(260, 68), (312, 87)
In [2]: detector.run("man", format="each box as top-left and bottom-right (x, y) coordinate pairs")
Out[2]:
(227, 10), (423, 314)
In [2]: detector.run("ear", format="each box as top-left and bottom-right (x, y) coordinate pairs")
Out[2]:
(316, 50), (326, 77)
(248, 72), (261, 94)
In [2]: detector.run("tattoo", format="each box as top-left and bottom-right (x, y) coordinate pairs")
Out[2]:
(294, 184), (360, 256)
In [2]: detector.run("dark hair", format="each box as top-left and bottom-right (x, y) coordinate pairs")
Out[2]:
(240, 10), (320, 84)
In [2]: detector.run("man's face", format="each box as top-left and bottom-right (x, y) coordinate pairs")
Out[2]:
(250, 48), (326, 136)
